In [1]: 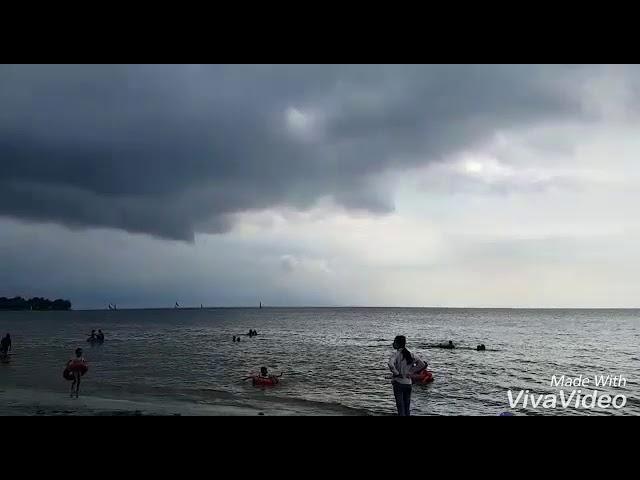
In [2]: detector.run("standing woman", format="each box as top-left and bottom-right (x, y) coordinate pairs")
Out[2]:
(388, 335), (425, 416)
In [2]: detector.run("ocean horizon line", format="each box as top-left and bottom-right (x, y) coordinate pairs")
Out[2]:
(53, 305), (640, 312)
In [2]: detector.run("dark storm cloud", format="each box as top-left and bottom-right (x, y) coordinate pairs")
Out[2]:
(0, 64), (595, 240)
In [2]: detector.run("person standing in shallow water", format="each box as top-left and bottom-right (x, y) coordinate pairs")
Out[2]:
(67, 348), (87, 398)
(388, 335), (425, 416)
(0, 333), (11, 356)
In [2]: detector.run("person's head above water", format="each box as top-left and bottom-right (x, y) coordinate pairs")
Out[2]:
(449, 340), (454, 346)
(260, 367), (268, 376)
(75, 348), (83, 357)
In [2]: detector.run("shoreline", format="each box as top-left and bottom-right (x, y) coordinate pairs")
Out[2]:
(0, 387), (361, 416)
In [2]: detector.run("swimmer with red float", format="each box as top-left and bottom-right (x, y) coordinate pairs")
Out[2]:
(243, 367), (283, 386)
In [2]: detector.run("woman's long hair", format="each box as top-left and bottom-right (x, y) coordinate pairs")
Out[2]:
(394, 335), (413, 365)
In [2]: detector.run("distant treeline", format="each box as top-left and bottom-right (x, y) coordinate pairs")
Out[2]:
(0, 296), (72, 311)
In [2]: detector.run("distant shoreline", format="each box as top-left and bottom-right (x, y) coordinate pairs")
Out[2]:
(0, 296), (72, 311)
(27, 306), (640, 312)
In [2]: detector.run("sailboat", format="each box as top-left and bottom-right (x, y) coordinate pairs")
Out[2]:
(259, 301), (262, 309)
(175, 302), (180, 309)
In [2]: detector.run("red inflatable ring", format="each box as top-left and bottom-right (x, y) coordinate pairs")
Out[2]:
(413, 369), (434, 384)
(252, 375), (279, 386)
(67, 359), (88, 376)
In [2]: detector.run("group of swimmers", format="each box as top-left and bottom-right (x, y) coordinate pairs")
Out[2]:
(432, 340), (486, 351)
(87, 329), (105, 344)
(232, 329), (258, 343)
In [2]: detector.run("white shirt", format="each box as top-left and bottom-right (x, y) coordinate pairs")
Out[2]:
(388, 350), (425, 385)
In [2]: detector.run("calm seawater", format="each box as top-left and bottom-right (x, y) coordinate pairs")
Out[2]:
(1, 308), (638, 415)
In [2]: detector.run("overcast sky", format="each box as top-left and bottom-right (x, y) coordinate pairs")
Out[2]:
(2, 64), (640, 309)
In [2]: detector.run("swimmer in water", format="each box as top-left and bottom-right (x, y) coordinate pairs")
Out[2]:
(242, 367), (283, 384)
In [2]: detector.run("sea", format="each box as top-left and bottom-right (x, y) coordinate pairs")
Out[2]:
(1, 308), (638, 415)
